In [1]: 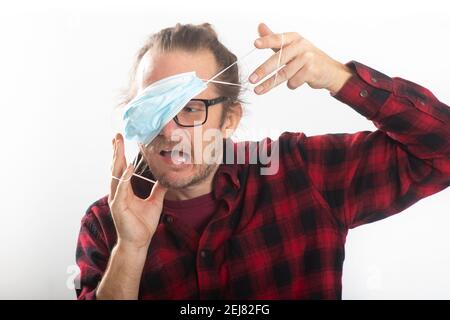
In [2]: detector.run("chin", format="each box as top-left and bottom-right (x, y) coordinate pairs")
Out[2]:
(152, 165), (198, 189)
(160, 172), (193, 189)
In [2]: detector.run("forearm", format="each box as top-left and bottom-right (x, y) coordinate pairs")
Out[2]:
(333, 61), (450, 160)
(324, 61), (450, 227)
(297, 61), (449, 229)
(96, 241), (149, 300)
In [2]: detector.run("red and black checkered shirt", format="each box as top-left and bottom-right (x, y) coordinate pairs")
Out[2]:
(76, 61), (450, 299)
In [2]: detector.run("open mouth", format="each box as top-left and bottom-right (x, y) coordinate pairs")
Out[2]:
(159, 149), (191, 165)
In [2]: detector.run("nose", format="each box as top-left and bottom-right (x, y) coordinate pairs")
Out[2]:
(159, 118), (180, 138)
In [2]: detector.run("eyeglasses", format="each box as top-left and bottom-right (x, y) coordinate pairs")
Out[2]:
(173, 96), (229, 127)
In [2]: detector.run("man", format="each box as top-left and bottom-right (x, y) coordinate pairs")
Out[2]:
(76, 23), (449, 299)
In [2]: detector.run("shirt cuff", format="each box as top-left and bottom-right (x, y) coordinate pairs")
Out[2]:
(331, 61), (393, 120)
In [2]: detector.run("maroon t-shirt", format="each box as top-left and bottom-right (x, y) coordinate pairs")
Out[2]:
(163, 192), (219, 234)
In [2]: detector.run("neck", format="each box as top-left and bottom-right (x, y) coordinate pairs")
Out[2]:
(164, 164), (220, 201)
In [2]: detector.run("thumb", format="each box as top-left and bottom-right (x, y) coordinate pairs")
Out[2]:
(145, 181), (168, 206)
(258, 22), (274, 37)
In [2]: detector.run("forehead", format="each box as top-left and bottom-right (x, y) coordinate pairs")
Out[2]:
(137, 49), (220, 96)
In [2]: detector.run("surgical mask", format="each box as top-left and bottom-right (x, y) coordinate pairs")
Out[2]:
(123, 71), (207, 145)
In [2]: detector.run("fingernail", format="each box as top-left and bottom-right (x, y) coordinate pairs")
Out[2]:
(249, 73), (259, 83)
(254, 39), (262, 47)
(255, 85), (263, 94)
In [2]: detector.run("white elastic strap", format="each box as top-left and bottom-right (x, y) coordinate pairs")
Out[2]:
(111, 175), (131, 183)
(133, 151), (146, 170)
(130, 143), (156, 184)
(202, 79), (245, 87)
(113, 144), (155, 184)
(205, 47), (258, 84)
(132, 173), (156, 184)
(273, 33), (285, 87)
(112, 173), (156, 184)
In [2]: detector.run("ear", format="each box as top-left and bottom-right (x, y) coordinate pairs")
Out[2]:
(221, 103), (242, 139)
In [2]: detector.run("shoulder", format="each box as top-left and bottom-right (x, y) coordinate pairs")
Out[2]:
(82, 195), (110, 224)
(79, 195), (116, 248)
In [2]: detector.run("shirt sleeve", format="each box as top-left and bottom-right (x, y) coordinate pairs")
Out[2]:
(75, 200), (112, 300)
(296, 61), (450, 229)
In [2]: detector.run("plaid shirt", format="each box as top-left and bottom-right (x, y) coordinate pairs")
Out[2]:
(76, 61), (450, 299)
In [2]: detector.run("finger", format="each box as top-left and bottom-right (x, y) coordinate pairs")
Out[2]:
(145, 180), (168, 206)
(249, 40), (302, 84)
(109, 137), (118, 203)
(286, 67), (310, 90)
(254, 56), (307, 94)
(257, 23), (281, 53)
(109, 133), (127, 202)
(114, 163), (134, 203)
(254, 32), (302, 51)
(114, 133), (127, 173)
(258, 23), (274, 37)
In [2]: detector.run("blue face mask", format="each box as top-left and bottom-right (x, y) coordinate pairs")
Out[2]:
(122, 71), (208, 145)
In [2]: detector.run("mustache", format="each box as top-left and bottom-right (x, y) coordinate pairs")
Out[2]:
(147, 137), (192, 154)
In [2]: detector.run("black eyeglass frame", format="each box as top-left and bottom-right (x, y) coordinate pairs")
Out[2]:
(173, 96), (229, 127)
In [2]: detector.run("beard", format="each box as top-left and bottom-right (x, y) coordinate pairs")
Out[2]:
(147, 161), (219, 189)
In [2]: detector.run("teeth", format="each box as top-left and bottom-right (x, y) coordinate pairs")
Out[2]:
(159, 147), (191, 164)
(171, 150), (188, 164)
(174, 157), (186, 164)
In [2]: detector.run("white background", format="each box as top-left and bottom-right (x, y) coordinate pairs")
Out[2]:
(0, 0), (449, 299)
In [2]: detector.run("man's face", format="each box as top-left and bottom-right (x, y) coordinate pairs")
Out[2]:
(136, 49), (229, 189)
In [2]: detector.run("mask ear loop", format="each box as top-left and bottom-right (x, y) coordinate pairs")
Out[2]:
(130, 141), (156, 183)
(203, 34), (285, 90)
(111, 141), (157, 184)
(206, 47), (257, 84)
(200, 47), (258, 89)
(112, 173), (156, 184)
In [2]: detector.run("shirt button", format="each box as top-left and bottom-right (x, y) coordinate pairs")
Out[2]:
(359, 89), (369, 98)
(200, 250), (208, 258)
(419, 99), (426, 105)
(165, 215), (173, 223)
(371, 77), (378, 83)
